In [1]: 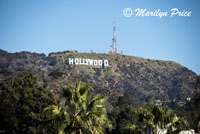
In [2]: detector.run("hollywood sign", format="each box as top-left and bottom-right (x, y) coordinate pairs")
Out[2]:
(68, 58), (109, 67)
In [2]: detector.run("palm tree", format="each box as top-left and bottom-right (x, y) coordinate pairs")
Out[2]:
(43, 82), (111, 134)
(121, 124), (137, 134)
(148, 105), (190, 134)
(42, 105), (69, 133)
(147, 105), (171, 134)
(119, 107), (154, 134)
(166, 115), (190, 134)
(120, 105), (190, 134)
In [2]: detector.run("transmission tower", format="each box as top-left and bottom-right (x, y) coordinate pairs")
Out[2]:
(109, 19), (117, 54)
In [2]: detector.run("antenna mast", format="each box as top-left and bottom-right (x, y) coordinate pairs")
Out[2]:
(109, 18), (117, 54)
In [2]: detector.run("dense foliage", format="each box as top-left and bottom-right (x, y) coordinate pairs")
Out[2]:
(0, 71), (57, 134)
(109, 104), (190, 134)
(0, 71), (198, 134)
(175, 75), (200, 132)
(44, 82), (111, 134)
(0, 72), (111, 134)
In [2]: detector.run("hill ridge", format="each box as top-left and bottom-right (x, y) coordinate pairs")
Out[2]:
(0, 49), (198, 102)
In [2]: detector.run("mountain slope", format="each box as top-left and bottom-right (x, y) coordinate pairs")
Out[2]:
(0, 49), (198, 102)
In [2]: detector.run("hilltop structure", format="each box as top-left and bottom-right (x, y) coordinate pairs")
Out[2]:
(109, 19), (117, 54)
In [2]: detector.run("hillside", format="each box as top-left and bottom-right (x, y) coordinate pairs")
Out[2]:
(0, 49), (198, 104)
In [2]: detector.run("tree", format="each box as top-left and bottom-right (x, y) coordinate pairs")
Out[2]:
(166, 115), (190, 134)
(121, 124), (137, 134)
(182, 78), (200, 133)
(44, 82), (111, 134)
(112, 105), (190, 134)
(0, 71), (57, 134)
(41, 105), (69, 134)
(117, 90), (138, 109)
(143, 105), (189, 134)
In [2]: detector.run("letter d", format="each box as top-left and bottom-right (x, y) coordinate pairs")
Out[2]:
(104, 60), (109, 66)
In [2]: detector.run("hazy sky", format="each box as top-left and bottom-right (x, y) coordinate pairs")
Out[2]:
(0, 0), (199, 74)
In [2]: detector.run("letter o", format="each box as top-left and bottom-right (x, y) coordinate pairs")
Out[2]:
(98, 60), (103, 66)
(75, 58), (79, 64)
